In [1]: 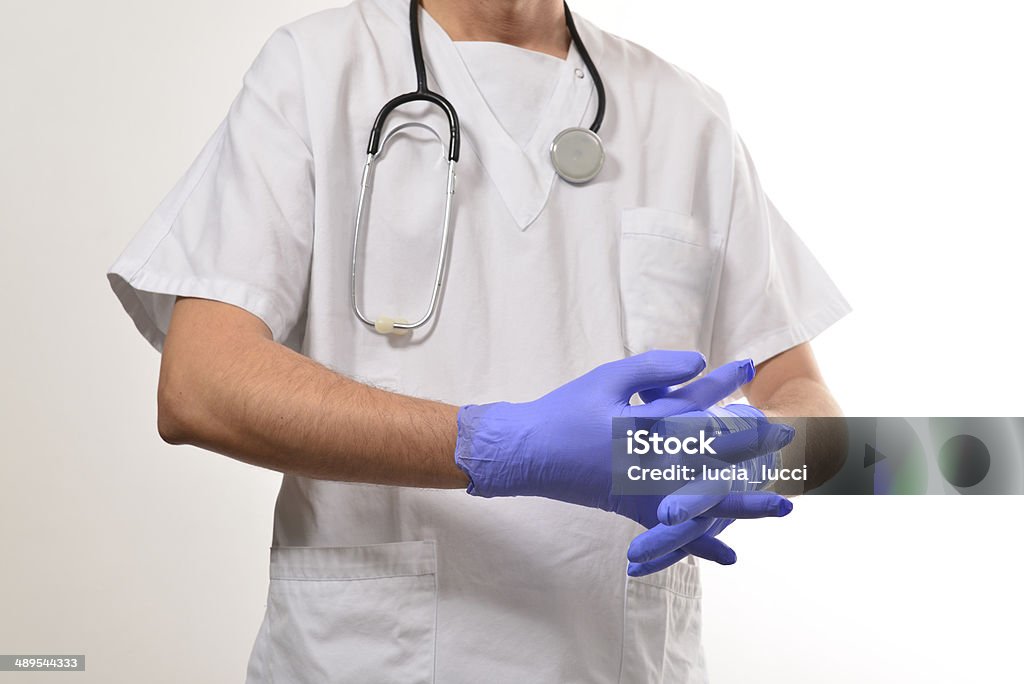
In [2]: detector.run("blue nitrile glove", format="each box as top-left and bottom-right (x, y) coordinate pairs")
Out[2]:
(625, 403), (788, 576)
(454, 350), (794, 569)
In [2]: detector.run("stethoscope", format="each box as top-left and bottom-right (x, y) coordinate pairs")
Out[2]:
(351, 0), (607, 335)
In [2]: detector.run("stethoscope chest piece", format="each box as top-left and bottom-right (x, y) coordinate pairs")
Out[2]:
(550, 127), (605, 184)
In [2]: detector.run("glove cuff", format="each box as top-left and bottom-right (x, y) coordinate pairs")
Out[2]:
(454, 402), (523, 499)
(454, 405), (485, 496)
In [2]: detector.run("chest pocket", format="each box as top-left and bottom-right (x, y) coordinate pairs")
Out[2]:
(618, 207), (719, 355)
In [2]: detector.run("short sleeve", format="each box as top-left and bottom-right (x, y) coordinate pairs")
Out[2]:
(707, 134), (851, 369)
(107, 27), (314, 351)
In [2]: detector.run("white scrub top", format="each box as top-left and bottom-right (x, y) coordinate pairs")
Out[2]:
(108, 0), (850, 681)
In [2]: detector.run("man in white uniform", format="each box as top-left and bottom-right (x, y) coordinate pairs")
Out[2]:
(108, 0), (849, 681)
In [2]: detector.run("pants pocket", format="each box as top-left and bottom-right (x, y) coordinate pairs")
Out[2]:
(619, 557), (707, 683)
(619, 207), (718, 354)
(264, 541), (437, 684)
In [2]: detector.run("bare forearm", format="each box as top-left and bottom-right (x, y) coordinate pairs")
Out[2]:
(760, 376), (842, 419)
(158, 299), (466, 487)
(757, 377), (847, 494)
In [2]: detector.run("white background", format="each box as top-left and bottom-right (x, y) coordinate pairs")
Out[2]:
(1, 1), (1022, 681)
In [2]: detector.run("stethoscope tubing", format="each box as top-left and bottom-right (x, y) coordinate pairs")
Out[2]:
(352, 0), (605, 334)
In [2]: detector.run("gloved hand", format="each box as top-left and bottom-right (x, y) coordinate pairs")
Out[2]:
(624, 402), (789, 576)
(455, 350), (794, 570)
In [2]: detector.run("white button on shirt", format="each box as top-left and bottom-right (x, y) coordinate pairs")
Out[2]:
(108, 0), (850, 681)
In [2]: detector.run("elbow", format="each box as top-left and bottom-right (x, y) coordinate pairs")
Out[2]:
(157, 368), (199, 446)
(157, 382), (189, 445)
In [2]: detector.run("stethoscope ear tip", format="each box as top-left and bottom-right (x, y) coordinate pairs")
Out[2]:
(374, 316), (412, 335)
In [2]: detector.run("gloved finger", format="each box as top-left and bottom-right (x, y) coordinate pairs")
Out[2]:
(627, 518), (714, 564)
(604, 350), (707, 397)
(681, 534), (737, 565)
(702, 517), (734, 538)
(626, 534), (738, 577)
(703, 492), (793, 519)
(643, 359), (755, 415)
(656, 478), (731, 525)
(637, 386), (670, 404)
(637, 378), (740, 405)
(625, 401), (717, 427)
(700, 422), (795, 466)
(627, 547), (690, 577)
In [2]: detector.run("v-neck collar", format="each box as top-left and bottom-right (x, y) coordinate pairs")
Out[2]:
(372, 0), (605, 230)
